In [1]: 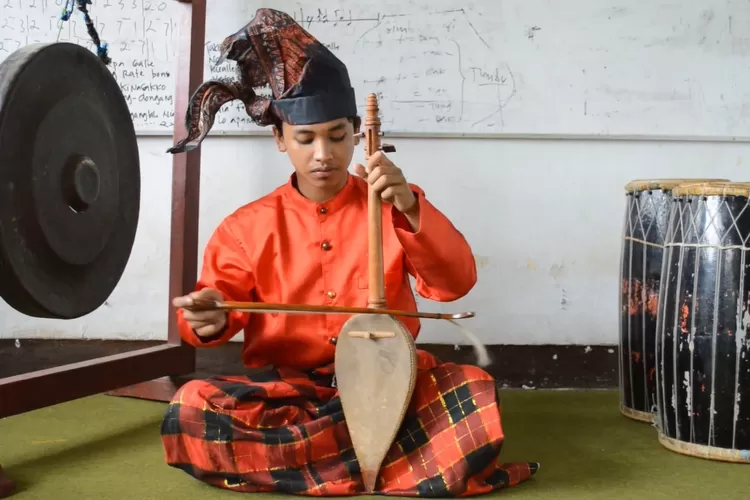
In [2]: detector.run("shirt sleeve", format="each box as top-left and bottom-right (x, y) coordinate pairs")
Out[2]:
(391, 184), (477, 301)
(176, 217), (255, 347)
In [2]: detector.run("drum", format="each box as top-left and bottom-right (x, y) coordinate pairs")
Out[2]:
(655, 181), (750, 462)
(619, 178), (728, 423)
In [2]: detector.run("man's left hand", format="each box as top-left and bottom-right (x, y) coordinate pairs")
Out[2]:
(354, 151), (418, 215)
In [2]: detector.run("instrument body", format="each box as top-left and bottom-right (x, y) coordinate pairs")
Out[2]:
(619, 178), (727, 422)
(655, 182), (750, 462)
(334, 94), (418, 493)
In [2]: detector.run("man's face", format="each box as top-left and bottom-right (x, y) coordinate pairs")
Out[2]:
(273, 117), (360, 192)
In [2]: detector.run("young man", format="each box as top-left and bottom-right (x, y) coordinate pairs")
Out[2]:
(164, 8), (537, 496)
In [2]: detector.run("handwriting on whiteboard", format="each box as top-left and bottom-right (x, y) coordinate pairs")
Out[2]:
(0, 1), (513, 133)
(207, 7), (516, 133)
(0, 0), (178, 130)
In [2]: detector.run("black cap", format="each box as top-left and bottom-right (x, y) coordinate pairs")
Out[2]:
(168, 8), (358, 154)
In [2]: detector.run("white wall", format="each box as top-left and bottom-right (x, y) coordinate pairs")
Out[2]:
(1, 135), (747, 345)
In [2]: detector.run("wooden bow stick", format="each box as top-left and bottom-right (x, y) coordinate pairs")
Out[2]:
(187, 298), (474, 320)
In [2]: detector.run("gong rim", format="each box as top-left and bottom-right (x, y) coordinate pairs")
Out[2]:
(0, 43), (140, 319)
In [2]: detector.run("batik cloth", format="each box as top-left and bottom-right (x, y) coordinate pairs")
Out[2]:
(168, 7), (357, 153)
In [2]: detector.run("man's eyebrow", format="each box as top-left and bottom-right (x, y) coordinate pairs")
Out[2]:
(293, 123), (347, 136)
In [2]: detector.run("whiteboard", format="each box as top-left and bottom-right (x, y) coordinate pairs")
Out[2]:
(1, 0), (750, 138)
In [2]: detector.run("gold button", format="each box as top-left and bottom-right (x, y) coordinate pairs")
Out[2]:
(321, 241), (332, 251)
(327, 291), (336, 298)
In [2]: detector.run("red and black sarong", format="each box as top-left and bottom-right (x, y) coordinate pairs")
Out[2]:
(161, 350), (538, 496)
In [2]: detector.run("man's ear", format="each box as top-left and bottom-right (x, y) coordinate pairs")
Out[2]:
(272, 126), (287, 152)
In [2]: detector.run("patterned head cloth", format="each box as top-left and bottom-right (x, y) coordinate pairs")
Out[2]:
(167, 8), (358, 154)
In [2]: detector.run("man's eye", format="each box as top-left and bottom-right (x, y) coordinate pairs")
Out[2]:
(330, 135), (346, 142)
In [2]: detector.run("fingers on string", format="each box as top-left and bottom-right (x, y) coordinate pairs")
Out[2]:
(372, 174), (404, 194)
(354, 163), (367, 178)
(366, 151), (394, 171)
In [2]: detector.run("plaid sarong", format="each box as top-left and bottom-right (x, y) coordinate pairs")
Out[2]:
(161, 350), (538, 496)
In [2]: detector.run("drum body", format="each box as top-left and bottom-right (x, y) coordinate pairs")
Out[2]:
(655, 182), (750, 462)
(619, 179), (727, 423)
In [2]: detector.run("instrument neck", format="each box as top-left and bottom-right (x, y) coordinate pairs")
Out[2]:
(368, 183), (386, 309)
(365, 96), (386, 309)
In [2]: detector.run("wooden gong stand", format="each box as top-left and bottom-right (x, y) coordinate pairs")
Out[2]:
(0, 1), (204, 496)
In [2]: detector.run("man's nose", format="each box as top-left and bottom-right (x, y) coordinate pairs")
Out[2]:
(314, 140), (334, 161)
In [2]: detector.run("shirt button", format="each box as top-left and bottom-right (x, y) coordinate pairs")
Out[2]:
(321, 241), (332, 251)
(319, 207), (328, 214)
(327, 290), (336, 299)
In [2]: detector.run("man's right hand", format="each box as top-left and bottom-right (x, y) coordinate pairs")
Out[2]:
(172, 288), (228, 338)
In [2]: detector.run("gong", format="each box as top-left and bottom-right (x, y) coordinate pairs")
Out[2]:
(0, 42), (140, 319)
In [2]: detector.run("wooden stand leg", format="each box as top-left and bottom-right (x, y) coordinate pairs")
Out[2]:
(105, 375), (194, 403)
(0, 464), (14, 498)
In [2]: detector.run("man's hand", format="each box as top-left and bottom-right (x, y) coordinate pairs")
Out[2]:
(172, 288), (227, 338)
(354, 151), (418, 215)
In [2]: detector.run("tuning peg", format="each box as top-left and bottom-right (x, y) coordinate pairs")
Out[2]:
(355, 132), (386, 138)
(380, 144), (396, 153)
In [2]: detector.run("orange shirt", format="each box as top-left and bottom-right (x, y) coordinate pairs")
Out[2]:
(177, 172), (477, 371)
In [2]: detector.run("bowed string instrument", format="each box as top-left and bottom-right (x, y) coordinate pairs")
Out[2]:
(185, 94), (488, 365)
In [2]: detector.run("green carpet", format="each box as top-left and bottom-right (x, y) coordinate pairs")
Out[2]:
(1, 390), (748, 499)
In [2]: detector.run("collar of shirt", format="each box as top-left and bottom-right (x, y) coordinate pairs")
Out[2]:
(282, 171), (363, 216)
